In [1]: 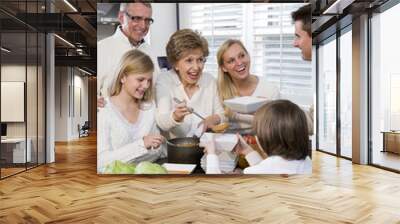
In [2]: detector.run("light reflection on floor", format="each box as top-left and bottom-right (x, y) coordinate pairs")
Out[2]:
(372, 150), (400, 171)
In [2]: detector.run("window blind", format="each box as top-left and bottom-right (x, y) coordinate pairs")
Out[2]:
(182, 3), (313, 107)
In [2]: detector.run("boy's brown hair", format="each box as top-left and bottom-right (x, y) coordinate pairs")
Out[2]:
(253, 100), (309, 160)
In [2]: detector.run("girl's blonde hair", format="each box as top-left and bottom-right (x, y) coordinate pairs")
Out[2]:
(110, 49), (154, 103)
(253, 100), (310, 160)
(216, 39), (249, 102)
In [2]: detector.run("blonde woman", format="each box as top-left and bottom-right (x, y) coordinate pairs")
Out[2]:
(217, 39), (279, 128)
(155, 29), (226, 139)
(97, 50), (166, 173)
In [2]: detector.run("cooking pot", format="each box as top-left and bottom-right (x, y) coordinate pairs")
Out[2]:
(167, 137), (204, 165)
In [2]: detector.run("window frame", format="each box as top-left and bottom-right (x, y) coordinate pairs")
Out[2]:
(368, 0), (400, 173)
(315, 22), (353, 160)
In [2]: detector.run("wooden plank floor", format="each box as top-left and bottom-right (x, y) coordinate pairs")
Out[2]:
(0, 167), (26, 177)
(1, 134), (400, 223)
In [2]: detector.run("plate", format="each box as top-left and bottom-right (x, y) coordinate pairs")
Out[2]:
(223, 96), (269, 114)
(162, 163), (197, 174)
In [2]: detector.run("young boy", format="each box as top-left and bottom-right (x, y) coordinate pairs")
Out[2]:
(204, 99), (312, 174)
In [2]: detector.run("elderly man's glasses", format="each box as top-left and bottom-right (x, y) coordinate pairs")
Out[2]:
(124, 12), (154, 25)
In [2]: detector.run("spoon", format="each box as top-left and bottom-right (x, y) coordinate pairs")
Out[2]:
(173, 97), (205, 120)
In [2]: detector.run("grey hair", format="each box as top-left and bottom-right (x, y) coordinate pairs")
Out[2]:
(120, 2), (152, 11)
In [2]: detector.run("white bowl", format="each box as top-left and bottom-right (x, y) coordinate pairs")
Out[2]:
(200, 152), (238, 173)
(200, 133), (238, 152)
(223, 96), (269, 114)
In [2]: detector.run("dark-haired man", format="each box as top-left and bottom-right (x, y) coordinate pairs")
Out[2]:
(292, 4), (314, 137)
(291, 4), (312, 61)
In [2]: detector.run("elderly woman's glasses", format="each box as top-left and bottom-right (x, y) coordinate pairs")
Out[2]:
(124, 12), (154, 25)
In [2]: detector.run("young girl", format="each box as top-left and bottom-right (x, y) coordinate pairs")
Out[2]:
(97, 50), (166, 173)
(204, 99), (312, 174)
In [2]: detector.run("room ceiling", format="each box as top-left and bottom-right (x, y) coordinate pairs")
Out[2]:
(0, 0), (97, 75)
(311, 0), (390, 44)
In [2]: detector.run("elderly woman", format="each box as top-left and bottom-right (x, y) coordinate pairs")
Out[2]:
(217, 39), (280, 129)
(155, 29), (225, 139)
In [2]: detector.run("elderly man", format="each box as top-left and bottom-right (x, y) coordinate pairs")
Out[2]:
(291, 4), (312, 61)
(98, 2), (156, 98)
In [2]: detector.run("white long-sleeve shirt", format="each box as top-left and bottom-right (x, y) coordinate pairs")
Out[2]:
(206, 152), (312, 174)
(155, 70), (226, 139)
(252, 76), (280, 99)
(97, 26), (157, 97)
(228, 77), (280, 128)
(97, 98), (166, 173)
(228, 77), (313, 134)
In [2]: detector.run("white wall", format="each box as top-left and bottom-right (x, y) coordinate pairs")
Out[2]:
(1, 65), (26, 139)
(72, 73), (89, 138)
(178, 3), (192, 29)
(1, 64), (46, 164)
(149, 3), (177, 57)
(54, 67), (89, 141)
(1, 65), (26, 81)
(80, 76), (89, 123)
(54, 67), (69, 141)
(1, 65), (37, 136)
